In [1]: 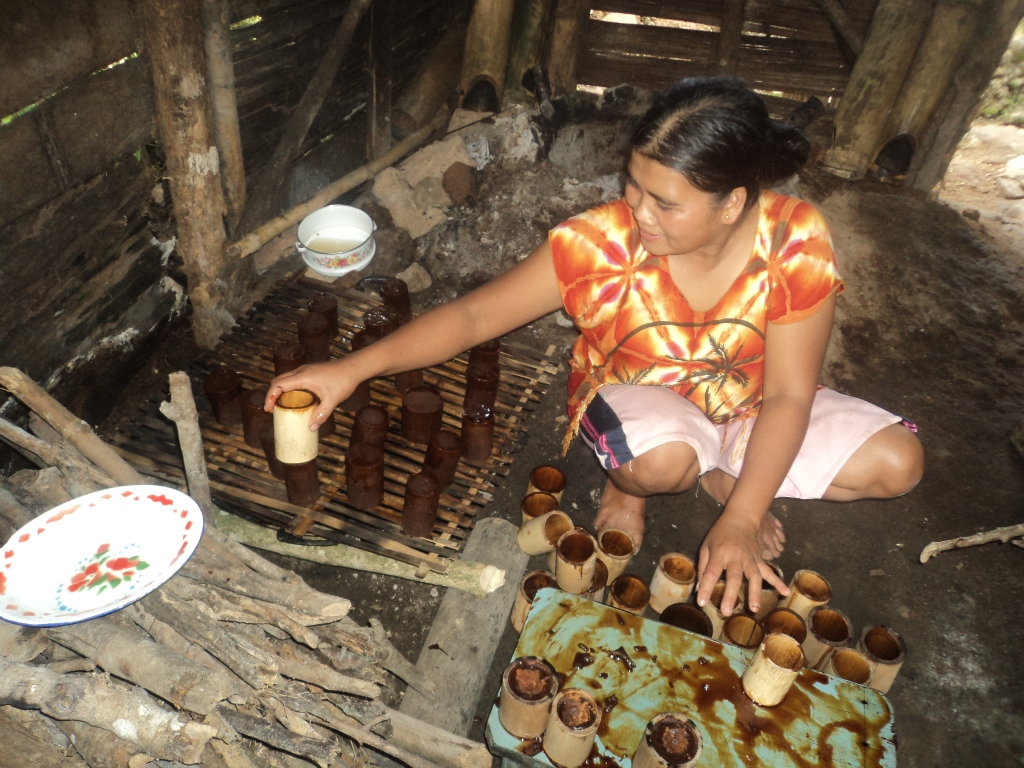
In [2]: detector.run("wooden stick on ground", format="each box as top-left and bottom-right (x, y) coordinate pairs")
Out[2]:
(160, 370), (215, 523)
(920, 523), (1024, 563)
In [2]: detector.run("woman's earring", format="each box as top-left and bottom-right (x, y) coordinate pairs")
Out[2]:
(724, 214), (731, 220)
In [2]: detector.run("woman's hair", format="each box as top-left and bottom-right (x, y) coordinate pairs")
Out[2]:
(629, 76), (810, 208)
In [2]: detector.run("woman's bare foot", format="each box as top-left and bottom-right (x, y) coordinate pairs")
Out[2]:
(757, 511), (785, 561)
(593, 479), (646, 548)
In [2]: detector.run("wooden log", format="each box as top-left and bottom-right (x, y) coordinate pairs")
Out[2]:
(237, 631), (381, 698)
(201, 0), (247, 233)
(142, 0), (242, 349)
(920, 522), (1024, 563)
(393, 22), (467, 139)
(227, 107), (450, 260)
(0, 486), (33, 532)
(48, 619), (245, 715)
(216, 708), (341, 768)
(717, 0), (748, 71)
(216, 510), (504, 598)
(0, 622), (48, 663)
(0, 421), (100, 498)
(821, 0), (934, 180)
(7, 467), (71, 509)
(460, 0), (517, 111)
(0, 707), (91, 768)
(235, 0), (375, 236)
(876, 0), (983, 173)
(367, 0), (395, 160)
(385, 708), (492, 768)
(907, 0), (1024, 190)
(159, 370), (216, 524)
(503, 0), (554, 107)
(0, 658), (217, 763)
(547, 0), (589, 96)
(811, 0), (865, 58)
(0, 367), (144, 486)
(29, 414), (113, 486)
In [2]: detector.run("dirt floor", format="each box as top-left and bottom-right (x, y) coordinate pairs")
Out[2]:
(104, 96), (1024, 767)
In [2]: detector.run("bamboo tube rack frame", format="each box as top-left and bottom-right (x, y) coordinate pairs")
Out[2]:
(109, 276), (558, 575)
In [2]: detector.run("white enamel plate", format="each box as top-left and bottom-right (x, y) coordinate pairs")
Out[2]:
(0, 485), (203, 627)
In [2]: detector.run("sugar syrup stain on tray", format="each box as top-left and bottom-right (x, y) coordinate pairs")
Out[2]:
(515, 592), (894, 768)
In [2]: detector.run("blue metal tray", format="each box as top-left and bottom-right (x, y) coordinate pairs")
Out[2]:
(485, 589), (896, 768)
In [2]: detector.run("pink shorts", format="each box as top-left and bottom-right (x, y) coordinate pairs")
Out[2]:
(579, 385), (906, 500)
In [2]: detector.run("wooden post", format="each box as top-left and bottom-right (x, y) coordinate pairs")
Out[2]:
(907, 0), (1024, 190)
(547, 0), (589, 96)
(717, 0), (748, 71)
(874, 0), (983, 175)
(393, 22), (467, 139)
(143, 0), (242, 349)
(821, 0), (934, 181)
(811, 0), (865, 58)
(200, 0), (246, 234)
(460, 0), (518, 111)
(367, 0), (394, 159)
(503, 0), (554, 107)
(235, 0), (374, 236)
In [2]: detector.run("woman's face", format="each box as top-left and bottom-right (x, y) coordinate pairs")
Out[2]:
(624, 152), (736, 257)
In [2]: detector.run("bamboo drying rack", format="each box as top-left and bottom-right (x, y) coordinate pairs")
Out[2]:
(110, 275), (559, 575)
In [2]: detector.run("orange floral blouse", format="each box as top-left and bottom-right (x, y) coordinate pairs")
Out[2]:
(550, 191), (844, 453)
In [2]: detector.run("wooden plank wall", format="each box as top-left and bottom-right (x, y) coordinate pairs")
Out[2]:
(581, 0), (881, 99)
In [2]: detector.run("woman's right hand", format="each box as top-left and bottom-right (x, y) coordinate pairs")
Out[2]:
(264, 360), (355, 431)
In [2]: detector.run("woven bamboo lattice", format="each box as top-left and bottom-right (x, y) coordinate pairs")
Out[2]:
(110, 276), (559, 575)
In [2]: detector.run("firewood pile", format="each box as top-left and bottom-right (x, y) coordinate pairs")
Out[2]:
(0, 367), (488, 768)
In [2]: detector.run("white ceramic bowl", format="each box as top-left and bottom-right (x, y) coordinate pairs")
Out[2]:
(297, 205), (376, 276)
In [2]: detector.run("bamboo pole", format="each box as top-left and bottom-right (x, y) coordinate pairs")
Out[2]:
(200, 0), (246, 232)
(503, 0), (554, 107)
(547, 0), (588, 96)
(393, 22), (467, 139)
(811, 0), (865, 58)
(717, 0), (748, 71)
(235, 0), (375, 236)
(227, 107), (449, 260)
(143, 0), (242, 348)
(821, 0), (934, 180)
(460, 0), (517, 111)
(216, 510), (504, 598)
(367, 0), (394, 160)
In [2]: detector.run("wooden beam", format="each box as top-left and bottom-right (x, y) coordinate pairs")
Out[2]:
(142, 0), (241, 349)
(235, 0), (374, 237)
(393, 21), (467, 139)
(201, 0), (247, 234)
(460, 0), (518, 111)
(367, 0), (394, 160)
(547, 0), (589, 96)
(821, 0), (934, 181)
(717, 0), (748, 71)
(503, 0), (554, 107)
(811, 0), (865, 58)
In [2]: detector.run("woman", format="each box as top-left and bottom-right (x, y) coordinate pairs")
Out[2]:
(265, 76), (924, 618)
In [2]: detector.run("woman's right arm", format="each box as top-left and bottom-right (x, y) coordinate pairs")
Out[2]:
(264, 240), (565, 428)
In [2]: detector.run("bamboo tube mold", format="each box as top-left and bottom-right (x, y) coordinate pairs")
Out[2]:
(660, 603), (715, 638)
(582, 558), (608, 603)
(753, 563), (785, 621)
(761, 607), (808, 644)
(555, 528), (597, 595)
(273, 389), (320, 464)
(517, 510), (572, 556)
(608, 573), (651, 615)
(596, 528), (637, 582)
(649, 553), (696, 613)
(632, 713), (703, 768)
(778, 569), (832, 620)
(528, 464), (566, 503)
(521, 491), (558, 525)
(819, 647), (873, 685)
(544, 688), (601, 768)
(510, 570), (557, 633)
(802, 606), (854, 668)
(499, 656), (558, 739)
(858, 625), (907, 693)
(742, 633), (805, 707)
(722, 614), (764, 652)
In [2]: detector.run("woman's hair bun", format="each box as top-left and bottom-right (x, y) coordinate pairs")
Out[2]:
(761, 121), (811, 184)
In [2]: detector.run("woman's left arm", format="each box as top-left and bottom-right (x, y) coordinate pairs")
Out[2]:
(695, 293), (837, 616)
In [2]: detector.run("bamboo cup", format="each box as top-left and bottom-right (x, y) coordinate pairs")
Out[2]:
(423, 429), (462, 489)
(609, 573), (651, 615)
(283, 459), (319, 507)
(521, 491), (558, 525)
(259, 422), (286, 481)
(528, 464), (566, 503)
(401, 385), (444, 445)
(273, 390), (320, 464)
(402, 472), (441, 538)
(241, 389), (270, 448)
(741, 633), (805, 707)
(498, 656), (557, 738)
(582, 559), (609, 603)
(204, 368), (243, 427)
(394, 368), (424, 394)
(308, 292), (339, 338)
(380, 278), (412, 325)
(555, 528), (597, 595)
(723, 614), (765, 652)
(660, 603), (715, 638)
(273, 341), (306, 377)
(510, 571), (557, 632)
(701, 581), (736, 641)
(352, 404), (390, 449)
(297, 312), (331, 363)
(649, 553), (696, 613)
(518, 510), (573, 556)
(346, 443), (384, 511)
(761, 607), (808, 644)
(857, 625), (907, 694)
(363, 305), (398, 336)
(460, 404), (494, 461)
(468, 339), (500, 370)
(802, 606), (854, 668)
(818, 647), (873, 685)
(753, 563), (785, 621)
(597, 528), (637, 582)
(543, 689), (601, 768)
(463, 364), (500, 411)
(778, 569), (832, 620)
(632, 713), (703, 768)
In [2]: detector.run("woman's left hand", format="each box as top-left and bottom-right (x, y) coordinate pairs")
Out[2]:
(695, 511), (788, 617)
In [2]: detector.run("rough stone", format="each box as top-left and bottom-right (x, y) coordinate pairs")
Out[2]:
(413, 177), (452, 210)
(997, 177), (1024, 199)
(372, 167), (447, 240)
(400, 135), (474, 188)
(442, 162), (477, 205)
(396, 262), (432, 292)
(1004, 153), (1024, 178)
